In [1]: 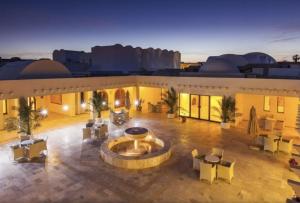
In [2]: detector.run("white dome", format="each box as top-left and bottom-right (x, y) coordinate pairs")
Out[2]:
(244, 52), (276, 64)
(200, 52), (277, 74)
(200, 56), (240, 73)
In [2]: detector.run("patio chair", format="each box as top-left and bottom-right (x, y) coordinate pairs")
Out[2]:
(279, 139), (293, 154)
(191, 149), (206, 169)
(94, 128), (100, 139)
(217, 160), (235, 184)
(11, 145), (24, 161)
(263, 137), (278, 154)
(200, 162), (216, 184)
(274, 120), (284, 131)
(26, 142), (45, 160)
(211, 147), (224, 160)
(82, 128), (92, 140)
(100, 124), (108, 137)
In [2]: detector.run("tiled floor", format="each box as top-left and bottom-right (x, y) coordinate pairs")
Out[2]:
(0, 112), (299, 203)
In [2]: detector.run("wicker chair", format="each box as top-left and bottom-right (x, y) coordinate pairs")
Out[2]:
(264, 137), (278, 154)
(11, 145), (24, 161)
(211, 147), (224, 160)
(279, 139), (293, 154)
(82, 128), (92, 140)
(217, 160), (235, 184)
(26, 141), (46, 160)
(200, 162), (216, 184)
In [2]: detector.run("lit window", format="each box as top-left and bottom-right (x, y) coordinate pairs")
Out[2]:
(277, 96), (284, 113)
(2, 100), (7, 114)
(264, 96), (270, 111)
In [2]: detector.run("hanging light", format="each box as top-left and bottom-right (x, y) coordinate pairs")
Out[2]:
(62, 104), (69, 111)
(115, 100), (120, 106)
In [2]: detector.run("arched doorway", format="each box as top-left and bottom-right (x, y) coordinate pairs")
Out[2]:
(114, 88), (126, 108)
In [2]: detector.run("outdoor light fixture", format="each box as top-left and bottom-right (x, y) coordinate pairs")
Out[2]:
(102, 101), (106, 106)
(81, 102), (87, 109)
(62, 104), (69, 111)
(40, 109), (48, 116)
(134, 100), (139, 106)
(115, 100), (120, 106)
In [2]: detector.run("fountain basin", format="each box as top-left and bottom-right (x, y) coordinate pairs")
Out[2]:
(100, 135), (171, 169)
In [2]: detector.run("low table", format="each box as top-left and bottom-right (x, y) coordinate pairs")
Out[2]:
(204, 155), (220, 164)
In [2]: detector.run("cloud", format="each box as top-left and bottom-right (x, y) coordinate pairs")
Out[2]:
(270, 35), (300, 43)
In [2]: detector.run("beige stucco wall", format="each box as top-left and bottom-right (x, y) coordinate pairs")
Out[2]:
(236, 93), (298, 128)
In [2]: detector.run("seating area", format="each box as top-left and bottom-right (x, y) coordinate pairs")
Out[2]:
(82, 118), (109, 141)
(10, 137), (47, 161)
(110, 109), (129, 126)
(257, 134), (294, 155)
(192, 148), (235, 184)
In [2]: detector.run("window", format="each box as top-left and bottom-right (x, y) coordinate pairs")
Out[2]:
(264, 96), (270, 111)
(2, 100), (7, 115)
(277, 96), (284, 113)
(27, 97), (36, 110)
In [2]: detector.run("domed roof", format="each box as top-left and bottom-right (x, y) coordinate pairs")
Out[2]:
(200, 52), (277, 74)
(0, 59), (71, 80)
(200, 56), (240, 73)
(244, 52), (276, 64)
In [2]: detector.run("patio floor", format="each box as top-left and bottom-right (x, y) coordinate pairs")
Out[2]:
(0, 112), (299, 203)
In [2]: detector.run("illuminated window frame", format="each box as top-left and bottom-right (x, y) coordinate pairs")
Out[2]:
(263, 96), (270, 112)
(277, 96), (284, 113)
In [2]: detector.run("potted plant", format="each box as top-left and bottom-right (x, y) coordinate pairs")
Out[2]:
(18, 97), (42, 139)
(136, 99), (144, 112)
(91, 91), (107, 121)
(213, 96), (236, 129)
(162, 87), (178, 119)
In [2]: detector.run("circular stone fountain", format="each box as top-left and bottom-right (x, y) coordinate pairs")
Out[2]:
(100, 127), (171, 169)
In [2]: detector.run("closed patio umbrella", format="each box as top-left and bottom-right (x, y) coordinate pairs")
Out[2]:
(247, 106), (258, 137)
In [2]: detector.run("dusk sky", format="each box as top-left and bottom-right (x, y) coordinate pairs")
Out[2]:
(1, 0), (299, 62)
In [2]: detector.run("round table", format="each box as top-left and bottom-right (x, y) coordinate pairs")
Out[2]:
(204, 155), (220, 164)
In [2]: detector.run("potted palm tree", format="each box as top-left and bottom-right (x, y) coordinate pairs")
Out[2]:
(18, 97), (41, 139)
(214, 96), (236, 129)
(91, 91), (107, 121)
(162, 87), (178, 119)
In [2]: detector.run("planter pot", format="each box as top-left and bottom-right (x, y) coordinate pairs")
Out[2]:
(221, 122), (231, 129)
(167, 113), (175, 119)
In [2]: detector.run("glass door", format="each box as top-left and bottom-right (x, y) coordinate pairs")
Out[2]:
(210, 96), (222, 122)
(179, 93), (190, 116)
(200, 96), (209, 120)
(190, 95), (199, 118)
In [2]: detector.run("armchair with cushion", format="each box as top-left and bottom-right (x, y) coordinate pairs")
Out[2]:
(200, 162), (216, 184)
(211, 147), (224, 160)
(279, 139), (293, 154)
(82, 128), (92, 140)
(217, 160), (235, 184)
(263, 137), (278, 154)
(11, 145), (24, 161)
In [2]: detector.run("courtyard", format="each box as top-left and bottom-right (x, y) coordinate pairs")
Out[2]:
(0, 112), (299, 203)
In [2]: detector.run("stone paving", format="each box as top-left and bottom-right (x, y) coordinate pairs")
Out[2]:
(0, 113), (299, 203)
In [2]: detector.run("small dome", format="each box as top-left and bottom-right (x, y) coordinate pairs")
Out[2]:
(21, 60), (71, 77)
(244, 52), (276, 64)
(200, 57), (240, 73)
